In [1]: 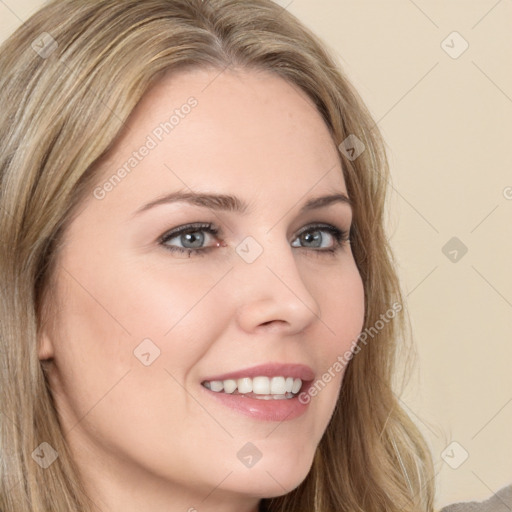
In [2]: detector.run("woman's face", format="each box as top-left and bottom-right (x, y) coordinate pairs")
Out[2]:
(40, 68), (365, 512)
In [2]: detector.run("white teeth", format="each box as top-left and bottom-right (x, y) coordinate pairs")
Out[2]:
(252, 376), (270, 394)
(209, 380), (223, 392)
(237, 377), (253, 394)
(270, 376), (286, 394)
(223, 379), (237, 394)
(202, 375), (304, 396)
(291, 378), (302, 394)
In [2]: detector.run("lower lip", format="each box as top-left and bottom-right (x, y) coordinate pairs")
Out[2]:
(201, 387), (310, 422)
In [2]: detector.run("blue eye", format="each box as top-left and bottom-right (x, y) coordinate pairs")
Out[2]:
(159, 223), (221, 257)
(291, 224), (350, 253)
(159, 222), (350, 258)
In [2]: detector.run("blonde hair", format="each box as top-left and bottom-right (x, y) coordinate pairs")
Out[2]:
(0, 1), (435, 510)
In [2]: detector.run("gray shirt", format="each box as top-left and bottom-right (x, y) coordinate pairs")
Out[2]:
(440, 485), (512, 512)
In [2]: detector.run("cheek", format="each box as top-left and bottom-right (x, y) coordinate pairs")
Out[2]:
(286, 259), (364, 435)
(45, 266), (138, 437)
(119, 249), (227, 322)
(314, 260), (365, 355)
(50, 253), (230, 424)
(47, 260), (225, 480)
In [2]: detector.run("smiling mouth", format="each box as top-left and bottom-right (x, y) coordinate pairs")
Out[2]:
(202, 375), (303, 400)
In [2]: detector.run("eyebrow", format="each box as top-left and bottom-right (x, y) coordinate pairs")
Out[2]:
(132, 190), (352, 217)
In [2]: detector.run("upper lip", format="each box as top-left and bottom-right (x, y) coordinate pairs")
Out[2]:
(201, 363), (315, 383)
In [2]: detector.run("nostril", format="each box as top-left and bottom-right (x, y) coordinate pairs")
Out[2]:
(259, 319), (287, 328)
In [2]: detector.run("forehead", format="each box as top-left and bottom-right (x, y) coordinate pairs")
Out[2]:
(92, 67), (347, 212)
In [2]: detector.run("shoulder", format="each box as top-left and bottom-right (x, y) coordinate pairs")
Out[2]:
(440, 484), (512, 512)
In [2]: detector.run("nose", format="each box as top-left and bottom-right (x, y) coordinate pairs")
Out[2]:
(233, 237), (321, 336)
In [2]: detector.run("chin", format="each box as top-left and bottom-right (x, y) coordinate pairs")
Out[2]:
(226, 448), (315, 498)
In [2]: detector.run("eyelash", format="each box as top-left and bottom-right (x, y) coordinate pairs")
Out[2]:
(158, 222), (350, 258)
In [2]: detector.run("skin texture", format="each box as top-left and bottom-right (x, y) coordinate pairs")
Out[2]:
(39, 67), (365, 512)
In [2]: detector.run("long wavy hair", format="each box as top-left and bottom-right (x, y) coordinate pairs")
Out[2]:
(0, 1), (435, 510)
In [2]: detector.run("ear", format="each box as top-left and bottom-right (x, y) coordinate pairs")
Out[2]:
(37, 293), (57, 361)
(38, 327), (55, 361)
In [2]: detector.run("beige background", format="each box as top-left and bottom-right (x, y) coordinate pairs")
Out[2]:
(1, 0), (511, 509)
